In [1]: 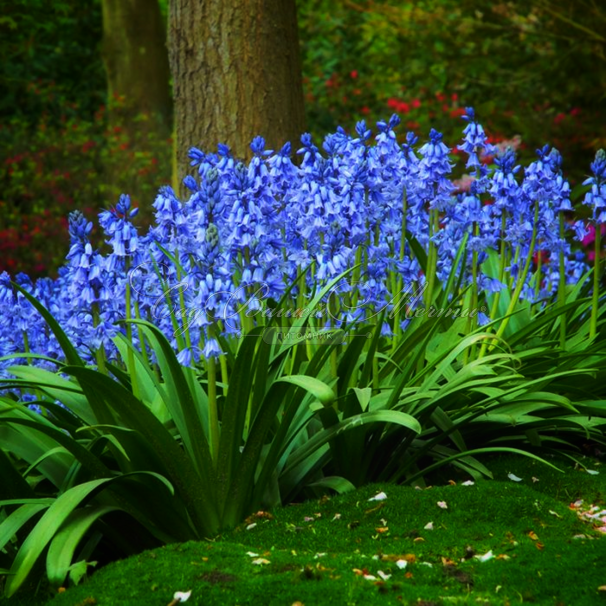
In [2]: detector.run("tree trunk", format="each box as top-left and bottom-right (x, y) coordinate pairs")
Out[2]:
(101, 0), (172, 133)
(168, 0), (306, 184)
(101, 0), (172, 219)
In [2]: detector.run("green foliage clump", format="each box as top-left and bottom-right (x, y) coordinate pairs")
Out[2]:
(298, 0), (606, 181)
(0, 91), (171, 276)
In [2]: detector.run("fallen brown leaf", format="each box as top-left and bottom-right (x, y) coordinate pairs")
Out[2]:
(365, 503), (386, 514)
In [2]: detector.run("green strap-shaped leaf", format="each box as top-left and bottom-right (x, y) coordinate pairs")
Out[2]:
(64, 366), (220, 536)
(0, 503), (49, 553)
(216, 327), (265, 511)
(3, 473), (171, 597)
(0, 449), (35, 501)
(125, 320), (214, 480)
(46, 506), (119, 587)
(284, 410), (422, 476)
(10, 283), (84, 367)
(1, 417), (114, 481)
(276, 375), (336, 406)
(307, 476), (356, 494)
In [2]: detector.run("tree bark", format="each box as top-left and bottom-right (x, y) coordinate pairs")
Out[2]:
(168, 0), (306, 183)
(101, 0), (172, 135)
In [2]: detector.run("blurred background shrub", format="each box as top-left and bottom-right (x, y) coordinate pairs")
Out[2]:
(1, 0), (604, 276)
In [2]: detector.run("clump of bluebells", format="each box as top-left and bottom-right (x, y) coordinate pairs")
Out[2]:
(0, 109), (598, 377)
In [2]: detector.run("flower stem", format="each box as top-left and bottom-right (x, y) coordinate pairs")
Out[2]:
(591, 224), (602, 339)
(207, 328), (220, 463)
(424, 209), (439, 311)
(558, 213), (567, 348)
(493, 201), (540, 346)
(125, 275), (140, 400)
(392, 188), (408, 347)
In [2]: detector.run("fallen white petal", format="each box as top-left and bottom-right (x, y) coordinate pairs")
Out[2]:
(437, 501), (448, 509)
(173, 590), (192, 602)
(251, 558), (270, 565)
(507, 473), (522, 482)
(424, 522), (434, 530)
(369, 491), (387, 502)
(377, 570), (391, 581)
(396, 559), (408, 569)
(586, 469), (600, 475)
(532, 476), (539, 483)
(420, 562), (433, 567)
(246, 523), (257, 530)
(462, 480), (474, 486)
(363, 574), (377, 581)
(474, 550), (494, 562)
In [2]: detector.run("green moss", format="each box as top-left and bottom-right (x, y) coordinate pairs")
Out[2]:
(2, 454), (605, 606)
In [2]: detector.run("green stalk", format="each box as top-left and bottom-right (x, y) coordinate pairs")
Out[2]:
(489, 213), (508, 322)
(133, 299), (153, 372)
(219, 352), (229, 397)
(417, 209), (438, 373)
(558, 212), (567, 348)
(534, 246), (542, 302)
(21, 330), (30, 365)
(493, 201), (540, 345)
(392, 188), (408, 347)
(590, 224), (602, 339)
(372, 356), (379, 393)
(124, 272), (140, 400)
(350, 246), (363, 311)
(207, 349), (219, 464)
(424, 209), (439, 311)
(464, 222), (480, 363)
(92, 303), (107, 375)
